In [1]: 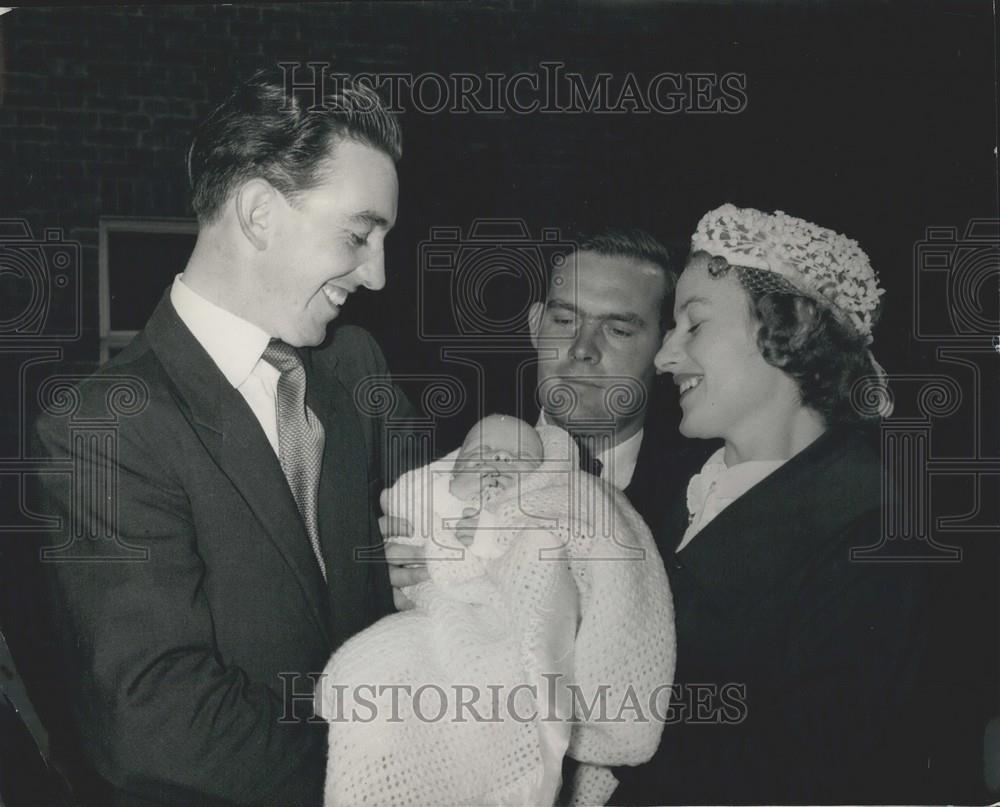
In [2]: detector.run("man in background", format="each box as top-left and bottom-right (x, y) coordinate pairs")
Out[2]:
(388, 227), (709, 589)
(527, 227), (703, 531)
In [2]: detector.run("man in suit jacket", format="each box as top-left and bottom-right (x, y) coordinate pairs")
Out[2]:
(387, 227), (713, 597)
(522, 229), (717, 803)
(31, 70), (417, 806)
(385, 228), (707, 594)
(525, 228), (713, 530)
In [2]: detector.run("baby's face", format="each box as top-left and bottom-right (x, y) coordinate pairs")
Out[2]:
(449, 417), (543, 501)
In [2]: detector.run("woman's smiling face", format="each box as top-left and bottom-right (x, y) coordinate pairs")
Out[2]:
(653, 253), (794, 444)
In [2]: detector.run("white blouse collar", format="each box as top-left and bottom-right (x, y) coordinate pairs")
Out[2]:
(676, 447), (787, 553)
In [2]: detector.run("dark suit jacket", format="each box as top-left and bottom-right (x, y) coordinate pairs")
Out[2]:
(31, 293), (421, 807)
(613, 426), (928, 805)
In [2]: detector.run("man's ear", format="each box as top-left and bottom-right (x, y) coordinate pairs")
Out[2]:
(235, 179), (276, 251)
(527, 301), (544, 349)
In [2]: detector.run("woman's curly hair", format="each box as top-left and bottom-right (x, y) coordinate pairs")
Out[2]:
(700, 252), (880, 425)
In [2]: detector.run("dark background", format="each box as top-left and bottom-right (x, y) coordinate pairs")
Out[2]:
(1, 1), (997, 802)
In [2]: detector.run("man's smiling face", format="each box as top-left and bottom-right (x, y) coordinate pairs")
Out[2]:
(260, 138), (399, 346)
(529, 250), (667, 442)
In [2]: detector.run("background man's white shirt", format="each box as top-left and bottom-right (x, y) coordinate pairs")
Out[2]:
(537, 409), (643, 489)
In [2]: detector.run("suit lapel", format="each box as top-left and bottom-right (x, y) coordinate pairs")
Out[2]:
(144, 291), (332, 645)
(302, 350), (375, 644)
(669, 428), (852, 612)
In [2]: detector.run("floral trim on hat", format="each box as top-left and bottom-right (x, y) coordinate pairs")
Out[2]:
(691, 203), (885, 340)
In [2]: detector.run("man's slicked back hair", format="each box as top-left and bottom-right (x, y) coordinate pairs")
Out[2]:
(560, 226), (678, 332)
(187, 67), (402, 224)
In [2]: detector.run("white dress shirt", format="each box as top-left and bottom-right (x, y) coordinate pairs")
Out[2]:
(537, 409), (644, 490)
(170, 274), (282, 456)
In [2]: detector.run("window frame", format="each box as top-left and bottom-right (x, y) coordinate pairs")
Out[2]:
(98, 216), (198, 362)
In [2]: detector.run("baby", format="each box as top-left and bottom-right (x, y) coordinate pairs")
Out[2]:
(448, 413), (544, 501)
(318, 415), (675, 807)
(427, 414), (545, 568)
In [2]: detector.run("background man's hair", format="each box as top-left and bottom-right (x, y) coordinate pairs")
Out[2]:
(187, 67), (402, 223)
(554, 226), (679, 333)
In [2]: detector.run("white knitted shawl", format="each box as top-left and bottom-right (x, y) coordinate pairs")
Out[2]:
(318, 426), (675, 806)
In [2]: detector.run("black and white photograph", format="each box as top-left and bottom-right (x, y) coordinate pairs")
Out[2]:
(0, 1), (997, 805)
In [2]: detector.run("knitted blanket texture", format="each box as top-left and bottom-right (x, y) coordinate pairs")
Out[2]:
(318, 426), (675, 806)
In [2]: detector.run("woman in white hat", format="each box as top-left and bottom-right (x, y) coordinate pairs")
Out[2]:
(610, 204), (927, 804)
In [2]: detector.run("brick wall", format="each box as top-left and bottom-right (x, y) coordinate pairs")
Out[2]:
(1, 4), (435, 362)
(1, 1), (995, 376)
(2, 0), (996, 459)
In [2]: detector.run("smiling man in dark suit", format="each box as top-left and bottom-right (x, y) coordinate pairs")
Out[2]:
(32, 70), (416, 807)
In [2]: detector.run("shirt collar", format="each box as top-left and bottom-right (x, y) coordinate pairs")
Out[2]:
(604, 426), (643, 488)
(687, 446), (788, 521)
(170, 274), (272, 389)
(537, 409), (644, 490)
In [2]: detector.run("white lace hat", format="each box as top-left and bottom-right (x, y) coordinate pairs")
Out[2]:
(691, 203), (893, 417)
(691, 203), (884, 341)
